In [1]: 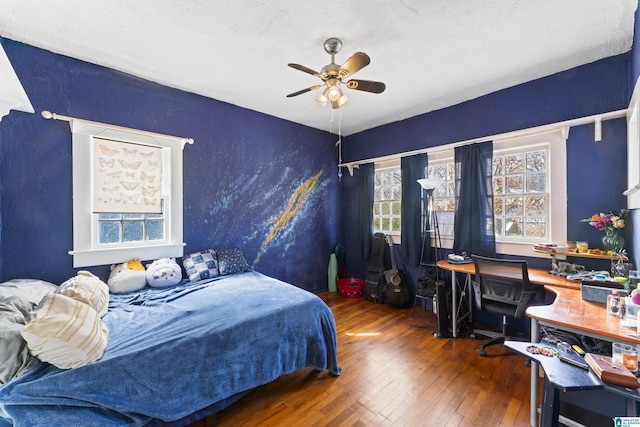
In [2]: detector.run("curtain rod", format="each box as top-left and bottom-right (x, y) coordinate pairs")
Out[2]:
(41, 110), (195, 145)
(339, 108), (628, 175)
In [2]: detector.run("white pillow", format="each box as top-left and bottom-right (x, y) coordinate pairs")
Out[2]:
(21, 294), (109, 369)
(57, 271), (109, 317)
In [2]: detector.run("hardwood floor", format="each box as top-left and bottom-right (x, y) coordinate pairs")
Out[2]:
(192, 292), (533, 426)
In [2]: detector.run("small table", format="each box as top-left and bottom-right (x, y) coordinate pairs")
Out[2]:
(506, 340), (640, 427)
(527, 286), (640, 427)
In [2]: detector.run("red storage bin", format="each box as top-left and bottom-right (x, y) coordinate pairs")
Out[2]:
(337, 278), (365, 298)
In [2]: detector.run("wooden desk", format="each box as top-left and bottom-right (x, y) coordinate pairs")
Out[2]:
(435, 260), (578, 337)
(526, 285), (640, 426)
(436, 259), (637, 426)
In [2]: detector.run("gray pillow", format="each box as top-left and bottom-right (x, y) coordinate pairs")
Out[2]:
(0, 279), (57, 306)
(0, 296), (40, 384)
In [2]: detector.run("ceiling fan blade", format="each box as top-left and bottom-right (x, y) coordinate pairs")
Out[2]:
(286, 85), (321, 98)
(338, 52), (370, 78)
(288, 63), (321, 77)
(346, 79), (386, 94)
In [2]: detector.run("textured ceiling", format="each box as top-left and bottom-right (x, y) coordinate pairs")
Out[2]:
(0, 1), (637, 135)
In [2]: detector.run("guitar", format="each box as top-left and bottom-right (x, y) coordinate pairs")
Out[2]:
(383, 235), (411, 308)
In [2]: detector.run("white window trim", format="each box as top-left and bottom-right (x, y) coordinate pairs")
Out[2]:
(626, 76), (640, 208)
(68, 118), (190, 267)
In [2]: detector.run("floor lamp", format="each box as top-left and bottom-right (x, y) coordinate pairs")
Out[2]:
(412, 178), (442, 319)
(417, 178), (442, 267)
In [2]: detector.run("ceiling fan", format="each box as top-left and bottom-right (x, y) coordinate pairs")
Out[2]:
(286, 37), (386, 109)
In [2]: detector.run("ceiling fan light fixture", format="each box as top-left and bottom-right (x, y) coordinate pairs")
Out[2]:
(326, 81), (342, 102)
(316, 92), (328, 106)
(337, 94), (349, 107)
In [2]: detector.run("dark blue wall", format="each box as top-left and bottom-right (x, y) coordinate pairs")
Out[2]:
(0, 38), (340, 292)
(341, 53), (632, 288)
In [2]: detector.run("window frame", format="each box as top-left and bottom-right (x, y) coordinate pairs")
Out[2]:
(68, 119), (188, 267)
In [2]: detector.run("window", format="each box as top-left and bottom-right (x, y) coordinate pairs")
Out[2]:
(426, 130), (567, 256)
(373, 162), (401, 235)
(426, 158), (455, 239)
(69, 118), (191, 267)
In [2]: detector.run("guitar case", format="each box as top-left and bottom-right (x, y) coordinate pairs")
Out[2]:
(364, 232), (386, 303)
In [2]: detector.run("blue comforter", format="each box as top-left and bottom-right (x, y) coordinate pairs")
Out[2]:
(0, 271), (341, 426)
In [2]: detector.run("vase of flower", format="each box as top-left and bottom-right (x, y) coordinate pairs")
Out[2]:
(602, 231), (624, 254)
(581, 209), (628, 254)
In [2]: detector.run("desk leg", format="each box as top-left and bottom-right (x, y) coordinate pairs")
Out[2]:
(451, 270), (457, 338)
(531, 318), (540, 427)
(540, 376), (560, 427)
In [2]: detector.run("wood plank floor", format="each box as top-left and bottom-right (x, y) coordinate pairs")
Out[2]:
(191, 292), (533, 426)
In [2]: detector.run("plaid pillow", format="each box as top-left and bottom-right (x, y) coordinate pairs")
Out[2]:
(182, 249), (219, 282)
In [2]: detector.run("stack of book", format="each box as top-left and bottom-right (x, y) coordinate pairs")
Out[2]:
(533, 243), (564, 253)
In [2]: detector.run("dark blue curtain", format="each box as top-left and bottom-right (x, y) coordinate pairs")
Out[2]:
(357, 163), (375, 258)
(401, 153), (428, 266)
(452, 141), (496, 257)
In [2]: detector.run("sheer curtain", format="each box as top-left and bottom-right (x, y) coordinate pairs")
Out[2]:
(357, 163), (375, 258)
(453, 141), (496, 257)
(401, 153), (428, 266)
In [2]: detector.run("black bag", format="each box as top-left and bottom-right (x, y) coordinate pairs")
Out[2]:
(364, 232), (386, 303)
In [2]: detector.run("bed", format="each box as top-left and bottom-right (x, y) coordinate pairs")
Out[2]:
(0, 270), (341, 426)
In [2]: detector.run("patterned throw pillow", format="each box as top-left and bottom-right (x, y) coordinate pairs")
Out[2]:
(182, 249), (219, 282)
(216, 248), (251, 276)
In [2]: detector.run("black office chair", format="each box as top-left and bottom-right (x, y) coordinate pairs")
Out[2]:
(470, 255), (538, 357)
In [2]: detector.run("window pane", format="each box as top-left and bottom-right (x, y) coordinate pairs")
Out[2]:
(391, 201), (401, 216)
(494, 217), (504, 237)
(505, 197), (524, 216)
(505, 175), (524, 194)
(381, 202), (390, 215)
(527, 151), (546, 173)
(99, 221), (121, 244)
(124, 214), (144, 219)
(123, 220), (144, 242)
(505, 217), (524, 237)
(392, 185), (401, 200)
(391, 217), (401, 232)
(494, 198), (504, 216)
(381, 218), (390, 231)
(505, 153), (524, 174)
(146, 220), (164, 240)
(526, 173), (546, 193)
(493, 177), (504, 195)
(99, 213), (121, 220)
(525, 217), (546, 239)
(493, 156), (504, 176)
(373, 203), (380, 215)
(525, 195), (546, 216)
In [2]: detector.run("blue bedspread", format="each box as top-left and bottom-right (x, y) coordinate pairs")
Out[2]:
(0, 271), (340, 426)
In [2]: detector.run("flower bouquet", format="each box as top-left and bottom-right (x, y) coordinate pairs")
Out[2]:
(581, 209), (628, 254)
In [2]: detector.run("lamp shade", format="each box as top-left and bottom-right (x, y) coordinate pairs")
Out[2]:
(417, 178), (441, 191)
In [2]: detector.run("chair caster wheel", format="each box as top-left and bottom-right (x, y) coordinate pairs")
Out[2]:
(470, 333), (476, 340)
(479, 349), (487, 357)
